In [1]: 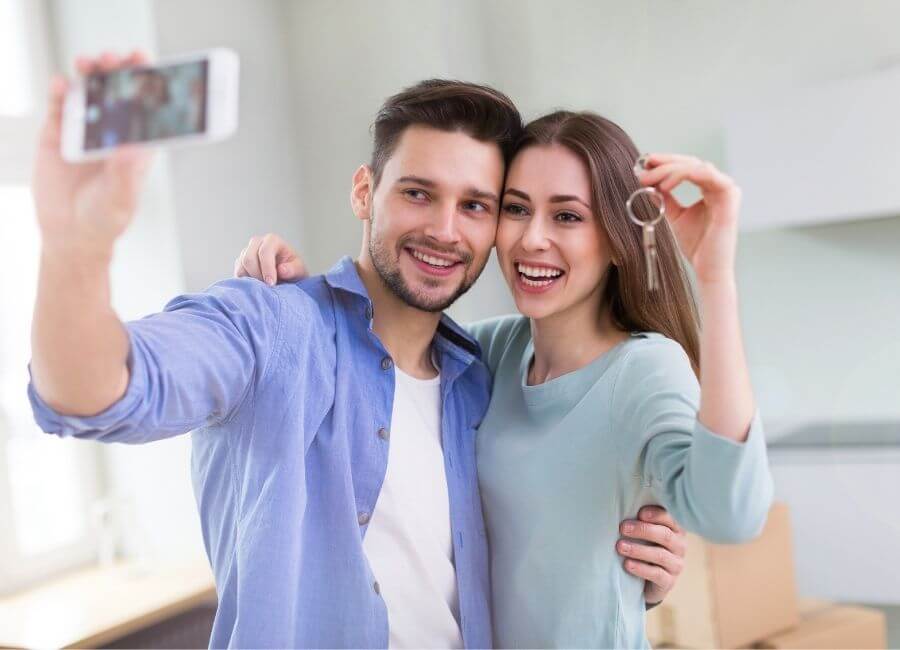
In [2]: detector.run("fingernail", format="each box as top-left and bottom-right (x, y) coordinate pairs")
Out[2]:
(619, 541), (631, 553)
(623, 523), (634, 534)
(265, 275), (274, 285)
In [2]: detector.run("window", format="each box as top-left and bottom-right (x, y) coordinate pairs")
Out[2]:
(0, 0), (102, 595)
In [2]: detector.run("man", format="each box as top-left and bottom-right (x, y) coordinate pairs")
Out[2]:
(29, 51), (685, 648)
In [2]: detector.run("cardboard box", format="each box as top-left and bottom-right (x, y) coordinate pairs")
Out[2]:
(647, 503), (799, 648)
(755, 599), (887, 649)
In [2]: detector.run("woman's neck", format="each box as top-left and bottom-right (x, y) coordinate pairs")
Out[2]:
(528, 300), (628, 386)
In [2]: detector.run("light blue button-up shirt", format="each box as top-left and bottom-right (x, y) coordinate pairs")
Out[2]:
(28, 257), (494, 649)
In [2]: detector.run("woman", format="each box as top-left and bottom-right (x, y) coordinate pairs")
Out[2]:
(236, 111), (772, 648)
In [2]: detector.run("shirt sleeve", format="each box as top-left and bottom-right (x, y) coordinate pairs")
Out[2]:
(613, 337), (774, 544)
(27, 277), (284, 444)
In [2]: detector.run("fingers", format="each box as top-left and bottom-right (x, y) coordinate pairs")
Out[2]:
(256, 233), (308, 284)
(76, 49), (149, 77)
(239, 236), (264, 280)
(622, 555), (675, 594)
(278, 258), (308, 282)
(257, 235), (281, 286)
(41, 75), (69, 145)
(619, 516), (686, 558)
(234, 250), (248, 278)
(638, 505), (683, 537)
(106, 145), (154, 217)
(637, 153), (736, 195)
(616, 538), (684, 577)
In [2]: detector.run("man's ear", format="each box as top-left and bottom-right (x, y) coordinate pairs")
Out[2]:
(351, 164), (374, 221)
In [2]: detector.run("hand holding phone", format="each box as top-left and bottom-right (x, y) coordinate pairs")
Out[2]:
(32, 51), (155, 254)
(61, 48), (239, 162)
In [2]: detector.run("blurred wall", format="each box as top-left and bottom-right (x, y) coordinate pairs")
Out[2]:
(284, 0), (900, 425)
(154, 0), (306, 292)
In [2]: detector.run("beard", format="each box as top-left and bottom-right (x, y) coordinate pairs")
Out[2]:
(368, 211), (481, 313)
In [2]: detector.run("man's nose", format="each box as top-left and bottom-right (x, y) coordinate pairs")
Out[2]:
(424, 202), (462, 244)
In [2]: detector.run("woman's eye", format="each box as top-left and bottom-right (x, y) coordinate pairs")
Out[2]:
(555, 211), (583, 223)
(502, 203), (528, 217)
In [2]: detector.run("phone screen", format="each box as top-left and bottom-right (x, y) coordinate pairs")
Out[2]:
(83, 60), (208, 151)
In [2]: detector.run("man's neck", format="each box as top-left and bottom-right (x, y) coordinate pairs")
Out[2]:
(355, 259), (442, 380)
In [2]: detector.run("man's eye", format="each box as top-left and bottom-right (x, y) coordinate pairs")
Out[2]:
(555, 211), (583, 223)
(502, 203), (528, 217)
(463, 201), (489, 213)
(404, 189), (428, 201)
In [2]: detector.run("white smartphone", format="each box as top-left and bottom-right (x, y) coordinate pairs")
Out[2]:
(61, 48), (239, 162)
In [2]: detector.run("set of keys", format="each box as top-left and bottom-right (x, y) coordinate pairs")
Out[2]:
(627, 155), (665, 291)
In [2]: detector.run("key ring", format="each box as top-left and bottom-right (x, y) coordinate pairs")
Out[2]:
(625, 187), (665, 228)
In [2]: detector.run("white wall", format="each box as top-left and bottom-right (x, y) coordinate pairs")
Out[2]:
(153, 0), (306, 292)
(284, 0), (900, 424)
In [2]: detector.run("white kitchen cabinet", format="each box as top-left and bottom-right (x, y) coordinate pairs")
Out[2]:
(725, 65), (900, 231)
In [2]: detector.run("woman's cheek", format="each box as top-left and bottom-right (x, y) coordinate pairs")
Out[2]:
(495, 218), (519, 262)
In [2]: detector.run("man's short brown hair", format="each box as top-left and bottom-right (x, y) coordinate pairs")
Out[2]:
(370, 79), (523, 186)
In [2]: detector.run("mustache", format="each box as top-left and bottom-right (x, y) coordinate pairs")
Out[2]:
(400, 237), (473, 264)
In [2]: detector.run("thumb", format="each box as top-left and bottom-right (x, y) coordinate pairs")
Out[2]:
(106, 146), (152, 212)
(278, 259), (308, 282)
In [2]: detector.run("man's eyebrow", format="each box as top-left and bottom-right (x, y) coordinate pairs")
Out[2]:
(397, 176), (498, 203)
(396, 175), (437, 187)
(468, 188), (499, 203)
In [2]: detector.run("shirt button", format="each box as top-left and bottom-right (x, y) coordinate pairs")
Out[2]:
(358, 511), (370, 526)
(373, 580), (381, 595)
(365, 305), (373, 320)
(377, 427), (390, 441)
(381, 356), (393, 371)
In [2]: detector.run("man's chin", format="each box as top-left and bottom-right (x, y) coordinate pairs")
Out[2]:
(394, 275), (468, 313)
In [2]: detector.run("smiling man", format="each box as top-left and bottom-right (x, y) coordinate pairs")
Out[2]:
(28, 52), (685, 649)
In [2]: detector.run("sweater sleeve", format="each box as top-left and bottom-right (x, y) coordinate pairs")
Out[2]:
(612, 336), (773, 543)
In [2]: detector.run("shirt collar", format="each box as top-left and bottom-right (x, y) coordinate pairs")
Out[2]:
(324, 256), (482, 363)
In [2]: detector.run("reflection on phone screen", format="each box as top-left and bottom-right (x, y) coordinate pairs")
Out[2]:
(83, 60), (208, 150)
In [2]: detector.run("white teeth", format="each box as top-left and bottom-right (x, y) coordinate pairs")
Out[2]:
(411, 249), (453, 267)
(521, 276), (553, 288)
(516, 263), (563, 278)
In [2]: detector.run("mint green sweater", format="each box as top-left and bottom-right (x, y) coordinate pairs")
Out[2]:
(466, 316), (773, 648)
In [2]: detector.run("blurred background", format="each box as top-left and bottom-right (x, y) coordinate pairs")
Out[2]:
(1, 0), (899, 647)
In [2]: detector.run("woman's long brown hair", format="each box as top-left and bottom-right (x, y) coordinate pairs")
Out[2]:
(515, 111), (701, 371)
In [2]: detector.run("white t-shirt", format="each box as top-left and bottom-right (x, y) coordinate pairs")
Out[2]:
(362, 365), (463, 649)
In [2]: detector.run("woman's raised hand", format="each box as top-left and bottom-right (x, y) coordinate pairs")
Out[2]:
(234, 233), (308, 285)
(636, 153), (741, 286)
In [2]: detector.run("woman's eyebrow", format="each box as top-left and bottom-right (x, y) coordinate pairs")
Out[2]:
(549, 194), (591, 209)
(504, 188), (590, 209)
(503, 188), (530, 201)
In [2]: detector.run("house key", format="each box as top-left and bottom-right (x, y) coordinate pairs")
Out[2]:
(625, 186), (665, 291)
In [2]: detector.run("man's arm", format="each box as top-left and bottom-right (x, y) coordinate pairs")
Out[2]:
(29, 53), (285, 443)
(31, 243), (131, 416)
(30, 52), (151, 416)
